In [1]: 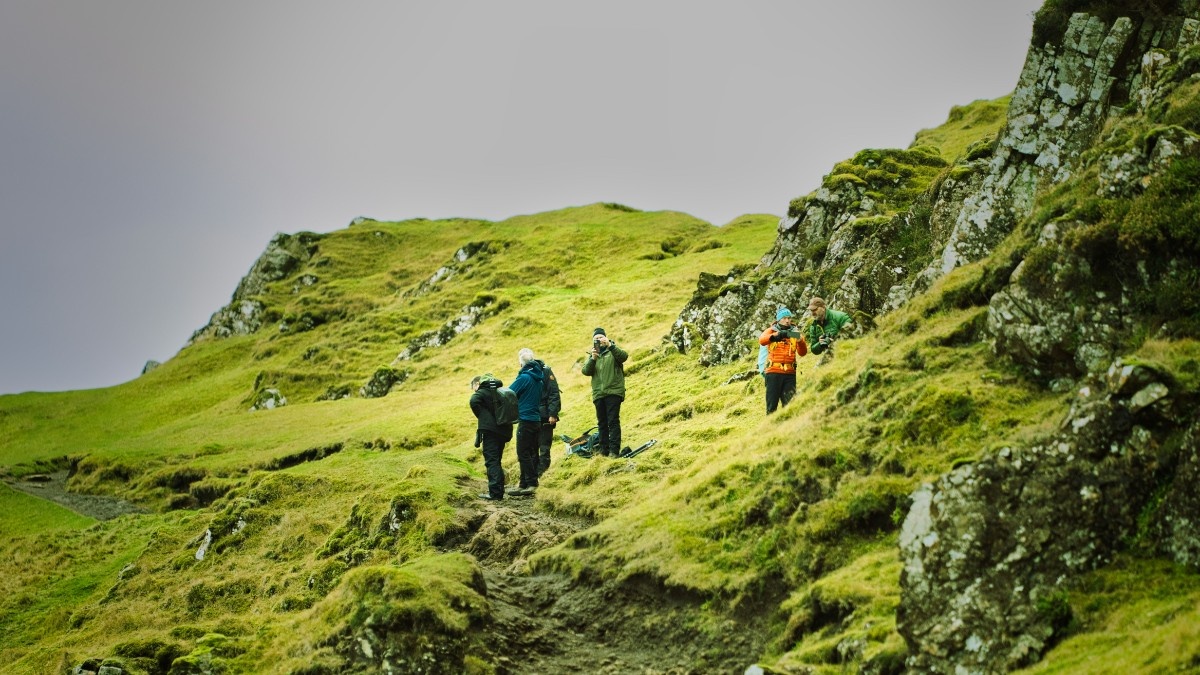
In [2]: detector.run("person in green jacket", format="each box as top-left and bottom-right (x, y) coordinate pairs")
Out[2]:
(581, 327), (628, 457)
(806, 297), (851, 358)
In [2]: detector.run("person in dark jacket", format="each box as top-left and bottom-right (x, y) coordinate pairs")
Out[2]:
(581, 327), (628, 457)
(534, 359), (562, 477)
(470, 373), (513, 501)
(508, 348), (544, 495)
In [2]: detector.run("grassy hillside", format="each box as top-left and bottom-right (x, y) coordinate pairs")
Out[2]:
(0, 204), (784, 672)
(4, 82), (1200, 671)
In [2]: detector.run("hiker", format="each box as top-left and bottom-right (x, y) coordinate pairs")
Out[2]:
(535, 358), (562, 477)
(470, 373), (513, 501)
(758, 307), (808, 414)
(806, 297), (852, 361)
(581, 327), (628, 457)
(508, 348), (545, 495)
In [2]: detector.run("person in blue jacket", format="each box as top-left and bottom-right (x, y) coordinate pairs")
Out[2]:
(508, 348), (545, 495)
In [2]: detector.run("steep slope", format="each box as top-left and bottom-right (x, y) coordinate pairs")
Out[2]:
(4, 2), (1200, 674)
(0, 206), (785, 673)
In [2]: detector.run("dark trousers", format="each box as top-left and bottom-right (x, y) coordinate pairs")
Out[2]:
(480, 431), (506, 498)
(516, 420), (541, 488)
(764, 372), (796, 414)
(538, 421), (556, 476)
(594, 395), (623, 455)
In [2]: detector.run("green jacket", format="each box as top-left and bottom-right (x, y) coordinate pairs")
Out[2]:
(581, 343), (628, 400)
(808, 309), (851, 355)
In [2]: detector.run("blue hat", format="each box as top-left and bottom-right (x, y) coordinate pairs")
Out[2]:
(776, 307), (793, 321)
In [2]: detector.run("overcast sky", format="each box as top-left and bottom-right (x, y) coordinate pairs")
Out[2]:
(0, 0), (1044, 395)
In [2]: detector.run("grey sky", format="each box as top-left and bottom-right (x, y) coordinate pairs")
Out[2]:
(0, 0), (1044, 394)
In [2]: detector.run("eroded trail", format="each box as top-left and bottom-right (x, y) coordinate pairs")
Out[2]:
(454, 487), (764, 674)
(3, 470), (145, 520)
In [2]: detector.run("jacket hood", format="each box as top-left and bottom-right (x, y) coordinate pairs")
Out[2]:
(520, 361), (545, 381)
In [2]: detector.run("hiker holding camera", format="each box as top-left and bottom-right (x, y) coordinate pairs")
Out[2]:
(759, 307), (808, 414)
(582, 327), (628, 457)
(806, 297), (851, 361)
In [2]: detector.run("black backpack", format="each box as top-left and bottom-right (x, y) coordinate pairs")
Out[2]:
(494, 386), (519, 425)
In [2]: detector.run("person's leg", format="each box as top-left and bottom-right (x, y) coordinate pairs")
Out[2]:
(765, 373), (783, 413)
(481, 432), (505, 499)
(537, 421), (554, 476)
(594, 398), (611, 456)
(603, 395), (623, 455)
(516, 420), (541, 488)
(779, 373), (797, 408)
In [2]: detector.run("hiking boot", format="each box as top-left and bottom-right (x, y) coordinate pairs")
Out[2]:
(505, 486), (526, 495)
(509, 486), (536, 496)
(478, 492), (503, 501)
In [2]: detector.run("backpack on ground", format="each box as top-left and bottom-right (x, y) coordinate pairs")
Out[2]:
(495, 387), (520, 425)
(561, 426), (601, 458)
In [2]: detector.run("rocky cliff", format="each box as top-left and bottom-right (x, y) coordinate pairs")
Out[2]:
(673, 3), (1200, 672)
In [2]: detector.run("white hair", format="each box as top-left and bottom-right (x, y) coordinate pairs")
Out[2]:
(518, 348), (535, 366)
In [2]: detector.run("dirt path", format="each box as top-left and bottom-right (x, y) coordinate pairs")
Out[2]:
(3, 470), (146, 521)
(457, 485), (764, 674)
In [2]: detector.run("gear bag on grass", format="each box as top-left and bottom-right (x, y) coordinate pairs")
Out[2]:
(495, 386), (520, 425)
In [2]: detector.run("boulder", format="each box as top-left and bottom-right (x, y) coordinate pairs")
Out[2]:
(898, 361), (1185, 672)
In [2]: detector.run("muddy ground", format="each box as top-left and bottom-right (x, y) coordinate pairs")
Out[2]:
(457, 483), (768, 674)
(6, 469), (768, 673)
(3, 470), (145, 520)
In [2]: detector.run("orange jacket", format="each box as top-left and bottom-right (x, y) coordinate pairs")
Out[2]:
(759, 325), (808, 374)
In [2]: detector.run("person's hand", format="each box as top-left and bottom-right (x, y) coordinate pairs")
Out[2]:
(597, 335), (610, 347)
(548, 416), (558, 426)
(769, 332), (783, 342)
(819, 335), (829, 344)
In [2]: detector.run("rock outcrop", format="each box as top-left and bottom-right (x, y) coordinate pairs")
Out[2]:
(189, 232), (322, 343)
(671, 10), (1200, 370)
(899, 360), (1193, 672)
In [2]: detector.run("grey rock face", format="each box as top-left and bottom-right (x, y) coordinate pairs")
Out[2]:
(910, 14), (1143, 302)
(392, 295), (506, 363)
(1155, 422), (1200, 567)
(359, 367), (406, 399)
(899, 360), (1184, 673)
(249, 387), (288, 411)
(190, 232), (321, 343)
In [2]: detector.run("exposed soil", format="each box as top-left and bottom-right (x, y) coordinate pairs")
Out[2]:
(3, 470), (146, 521)
(457, 481), (767, 674)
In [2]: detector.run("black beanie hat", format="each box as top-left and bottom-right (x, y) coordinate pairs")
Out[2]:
(593, 327), (606, 336)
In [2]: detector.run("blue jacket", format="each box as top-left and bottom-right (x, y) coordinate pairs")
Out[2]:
(510, 361), (545, 422)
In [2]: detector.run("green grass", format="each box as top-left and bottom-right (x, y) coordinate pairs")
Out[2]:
(0, 204), (783, 672)
(3, 68), (1199, 671)
(911, 96), (1010, 164)
(1017, 556), (1200, 674)
(0, 483), (95, 533)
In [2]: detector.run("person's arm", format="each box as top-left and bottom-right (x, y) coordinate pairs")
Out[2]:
(759, 327), (778, 345)
(830, 311), (851, 338)
(510, 372), (527, 396)
(795, 336), (808, 357)
(581, 356), (595, 376)
(610, 343), (629, 363)
(547, 369), (562, 419)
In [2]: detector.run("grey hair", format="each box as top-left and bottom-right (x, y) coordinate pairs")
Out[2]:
(518, 348), (535, 366)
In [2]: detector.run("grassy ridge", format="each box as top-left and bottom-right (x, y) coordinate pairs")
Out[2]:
(0, 205), (780, 671)
(4, 80), (1200, 670)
